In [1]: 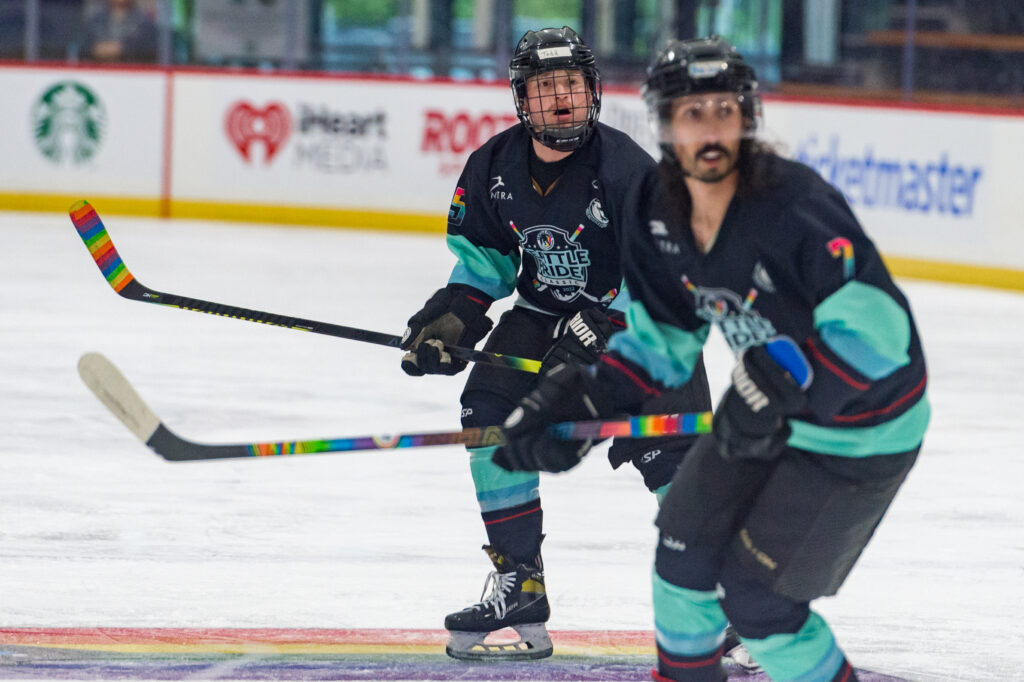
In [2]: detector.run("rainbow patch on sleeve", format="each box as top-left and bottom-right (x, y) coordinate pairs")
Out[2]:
(828, 237), (855, 281)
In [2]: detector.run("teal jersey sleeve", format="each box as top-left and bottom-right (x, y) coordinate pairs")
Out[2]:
(609, 298), (708, 389)
(447, 234), (520, 300)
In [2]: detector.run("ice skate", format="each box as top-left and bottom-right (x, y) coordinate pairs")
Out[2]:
(444, 545), (552, 661)
(724, 625), (762, 674)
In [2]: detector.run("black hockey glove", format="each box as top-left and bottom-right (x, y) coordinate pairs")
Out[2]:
(713, 338), (810, 462)
(493, 363), (616, 473)
(538, 308), (624, 376)
(400, 284), (493, 376)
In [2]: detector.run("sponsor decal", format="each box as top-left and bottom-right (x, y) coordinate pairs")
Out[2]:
(661, 535), (687, 552)
(794, 134), (984, 217)
(292, 104), (387, 174)
(641, 449), (661, 463)
(421, 109), (519, 174)
(224, 100), (388, 173)
(32, 81), (106, 165)
(490, 175), (513, 200)
(225, 101), (291, 163)
(649, 219), (681, 254)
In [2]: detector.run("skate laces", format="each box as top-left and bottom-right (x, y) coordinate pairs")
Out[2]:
(475, 570), (517, 619)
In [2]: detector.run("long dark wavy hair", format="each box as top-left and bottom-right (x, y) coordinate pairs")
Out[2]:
(657, 137), (778, 238)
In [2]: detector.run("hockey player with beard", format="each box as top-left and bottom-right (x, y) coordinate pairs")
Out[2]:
(400, 27), (712, 661)
(492, 37), (929, 681)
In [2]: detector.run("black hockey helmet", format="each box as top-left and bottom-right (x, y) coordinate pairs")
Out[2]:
(641, 35), (761, 144)
(509, 26), (602, 152)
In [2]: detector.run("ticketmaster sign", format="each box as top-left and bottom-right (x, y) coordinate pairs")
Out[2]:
(793, 135), (983, 218)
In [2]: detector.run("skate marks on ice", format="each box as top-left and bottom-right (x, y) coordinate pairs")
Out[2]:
(0, 628), (906, 681)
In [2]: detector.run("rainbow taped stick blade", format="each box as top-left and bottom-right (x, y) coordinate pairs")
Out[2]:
(70, 200), (136, 294)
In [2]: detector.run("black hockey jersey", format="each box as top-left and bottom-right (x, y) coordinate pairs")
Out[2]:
(444, 122), (656, 315)
(605, 154), (929, 457)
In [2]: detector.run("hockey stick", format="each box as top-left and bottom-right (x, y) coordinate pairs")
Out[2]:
(69, 200), (541, 374)
(78, 352), (713, 462)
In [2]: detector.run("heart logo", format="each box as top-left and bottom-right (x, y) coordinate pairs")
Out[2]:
(224, 101), (291, 164)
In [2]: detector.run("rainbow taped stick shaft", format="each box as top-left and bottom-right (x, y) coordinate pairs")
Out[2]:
(70, 200), (541, 374)
(78, 352), (712, 462)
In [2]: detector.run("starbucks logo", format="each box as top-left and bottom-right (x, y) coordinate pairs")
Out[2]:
(32, 81), (106, 165)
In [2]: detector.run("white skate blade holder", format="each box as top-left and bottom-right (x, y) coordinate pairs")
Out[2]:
(446, 623), (553, 661)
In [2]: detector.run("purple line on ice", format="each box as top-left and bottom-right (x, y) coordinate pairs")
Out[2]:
(0, 662), (908, 681)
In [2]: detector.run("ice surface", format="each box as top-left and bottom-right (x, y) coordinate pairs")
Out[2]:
(1, 209), (1022, 681)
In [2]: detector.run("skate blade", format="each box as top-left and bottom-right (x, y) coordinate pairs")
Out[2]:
(445, 623), (553, 661)
(726, 644), (763, 675)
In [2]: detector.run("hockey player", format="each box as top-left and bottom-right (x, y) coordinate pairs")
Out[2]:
(399, 27), (712, 661)
(493, 36), (929, 681)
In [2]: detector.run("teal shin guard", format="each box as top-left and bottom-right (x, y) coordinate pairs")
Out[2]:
(652, 569), (727, 680)
(469, 446), (542, 561)
(740, 611), (848, 682)
(469, 446), (540, 513)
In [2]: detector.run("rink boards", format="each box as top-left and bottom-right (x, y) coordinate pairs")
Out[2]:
(0, 628), (906, 681)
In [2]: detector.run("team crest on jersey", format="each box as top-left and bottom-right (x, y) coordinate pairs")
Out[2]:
(586, 198), (609, 227)
(449, 187), (466, 225)
(517, 224), (592, 302)
(682, 275), (777, 353)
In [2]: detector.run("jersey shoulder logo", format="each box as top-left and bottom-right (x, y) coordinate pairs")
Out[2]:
(827, 237), (855, 280)
(752, 261), (776, 293)
(586, 198), (609, 227)
(449, 187), (466, 225)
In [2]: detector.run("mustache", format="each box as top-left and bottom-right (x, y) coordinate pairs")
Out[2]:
(696, 144), (730, 157)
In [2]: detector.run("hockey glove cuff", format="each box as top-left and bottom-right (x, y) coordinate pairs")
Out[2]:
(493, 364), (616, 473)
(538, 308), (625, 376)
(713, 338), (810, 462)
(401, 284), (493, 376)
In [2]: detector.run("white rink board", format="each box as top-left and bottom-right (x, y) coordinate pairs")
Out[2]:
(170, 73), (517, 210)
(764, 102), (1024, 270)
(0, 67), (165, 197)
(0, 64), (1021, 274)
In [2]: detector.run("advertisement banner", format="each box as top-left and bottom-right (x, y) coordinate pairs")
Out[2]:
(171, 74), (516, 216)
(0, 64), (1019, 279)
(762, 101), (1024, 269)
(0, 68), (165, 201)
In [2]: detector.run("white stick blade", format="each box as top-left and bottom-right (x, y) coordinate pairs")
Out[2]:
(78, 352), (161, 443)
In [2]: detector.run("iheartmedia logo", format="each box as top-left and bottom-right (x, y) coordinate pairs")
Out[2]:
(224, 100), (388, 173)
(225, 101), (291, 164)
(223, 100), (288, 163)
